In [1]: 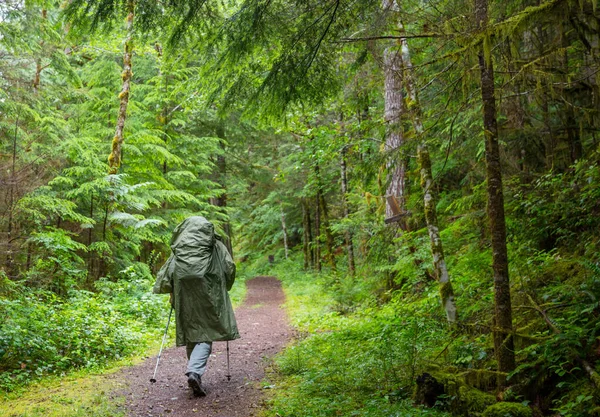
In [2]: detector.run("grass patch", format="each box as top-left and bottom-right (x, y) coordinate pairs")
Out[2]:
(257, 256), (452, 417)
(0, 367), (127, 417)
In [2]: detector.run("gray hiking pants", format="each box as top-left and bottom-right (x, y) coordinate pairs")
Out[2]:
(186, 342), (212, 376)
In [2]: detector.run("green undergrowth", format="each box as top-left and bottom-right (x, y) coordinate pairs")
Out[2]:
(250, 255), (452, 417)
(0, 260), (248, 415)
(0, 264), (169, 393)
(0, 262), (247, 395)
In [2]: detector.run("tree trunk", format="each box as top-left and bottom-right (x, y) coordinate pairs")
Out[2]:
(302, 199), (311, 269)
(382, 0), (406, 221)
(319, 192), (336, 271)
(210, 123), (233, 255)
(5, 117), (18, 276)
(475, 0), (516, 378)
(400, 32), (458, 325)
(280, 203), (289, 259)
(108, 0), (135, 174)
(32, 9), (47, 92)
(340, 146), (356, 275)
(314, 194), (321, 272)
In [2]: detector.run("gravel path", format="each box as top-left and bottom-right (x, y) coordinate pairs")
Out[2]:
(117, 276), (291, 417)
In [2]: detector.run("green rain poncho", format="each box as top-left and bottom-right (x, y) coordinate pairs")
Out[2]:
(153, 216), (240, 346)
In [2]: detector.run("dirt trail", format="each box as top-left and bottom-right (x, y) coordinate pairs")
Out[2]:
(117, 276), (291, 417)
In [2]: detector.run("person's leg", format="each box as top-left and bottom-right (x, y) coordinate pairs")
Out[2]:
(186, 342), (212, 397)
(186, 342), (213, 376)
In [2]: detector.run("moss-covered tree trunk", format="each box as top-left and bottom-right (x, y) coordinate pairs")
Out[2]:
(319, 191), (336, 271)
(302, 198), (314, 270)
(399, 33), (458, 325)
(108, 0), (134, 174)
(314, 193), (321, 272)
(475, 0), (516, 377)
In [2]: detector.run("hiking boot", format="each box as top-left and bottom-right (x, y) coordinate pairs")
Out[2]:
(187, 372), (206, 397)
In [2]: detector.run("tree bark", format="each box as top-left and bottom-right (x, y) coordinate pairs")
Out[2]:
(314, 194), (321, 272)
(302, 199), (311, 269)
(382, 0), (406, 221)
(108, 0), (135, 174)
(210, 123), (233, 256)
(400, 32), (458, 325)
(280, 203), (289, 259)
(319, 191), (336, 271)
(5, 118), (18, 275)
(340, 146), (356, 275)
(32, 9), (47, 92)
(475, 0), (516, 377)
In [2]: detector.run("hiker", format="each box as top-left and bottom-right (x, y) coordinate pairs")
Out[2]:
(153, 216), (240, 397)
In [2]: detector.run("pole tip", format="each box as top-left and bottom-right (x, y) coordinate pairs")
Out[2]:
(150, 378), (157, 383)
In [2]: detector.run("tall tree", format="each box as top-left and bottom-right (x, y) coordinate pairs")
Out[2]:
(108, 0), (135, 174)
(399, 31), (458, 325)
(381, 2), (406, 223)
(475, 0), (515, 376)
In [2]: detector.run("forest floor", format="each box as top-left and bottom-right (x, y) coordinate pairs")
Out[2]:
(116, 276), (291, 417)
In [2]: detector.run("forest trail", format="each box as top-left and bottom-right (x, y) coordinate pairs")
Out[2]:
(117, 276), (291, 417)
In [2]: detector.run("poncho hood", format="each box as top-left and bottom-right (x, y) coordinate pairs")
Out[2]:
(170, 216), (216, 253)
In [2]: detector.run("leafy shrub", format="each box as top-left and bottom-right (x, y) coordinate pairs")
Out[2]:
(0, 269), (167, 392)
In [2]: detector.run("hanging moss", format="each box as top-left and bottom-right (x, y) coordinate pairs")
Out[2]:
(482, 402), (532, 417)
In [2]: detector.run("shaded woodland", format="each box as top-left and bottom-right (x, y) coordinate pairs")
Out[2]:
(1, 0), (600, 416)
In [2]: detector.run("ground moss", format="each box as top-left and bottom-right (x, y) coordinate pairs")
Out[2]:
(458, 385), (496, 414)
(482, 402), (532, 417)
(462, 369), (502, 391)
(0, 372), (126, 417)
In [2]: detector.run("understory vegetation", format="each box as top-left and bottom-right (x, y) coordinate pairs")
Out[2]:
(2, 0), (600, 416)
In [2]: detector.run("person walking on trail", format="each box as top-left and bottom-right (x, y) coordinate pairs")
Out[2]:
(153, 216), (240, 397)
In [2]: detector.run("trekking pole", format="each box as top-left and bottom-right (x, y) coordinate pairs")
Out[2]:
(150, 307), (173, 383)
(226, 341), (231, 381)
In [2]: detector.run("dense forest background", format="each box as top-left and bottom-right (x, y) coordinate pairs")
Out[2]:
(1, 0), (600, 416)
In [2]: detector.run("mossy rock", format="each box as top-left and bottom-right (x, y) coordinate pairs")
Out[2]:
(458, 385), (496, 414)
(482, 402), (532, 417)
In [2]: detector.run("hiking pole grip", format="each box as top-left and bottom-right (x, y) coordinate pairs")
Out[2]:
(150, 306), (173, 383)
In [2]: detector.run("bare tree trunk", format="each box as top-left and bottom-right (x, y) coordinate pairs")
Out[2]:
(382, 1), (406, 221)
(340, 146), (356, 275)
(475, 0), (516, 378)
(399, 33), (458, 325)
(280, 203), (289, 259)
(108, 0), (135, 174)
